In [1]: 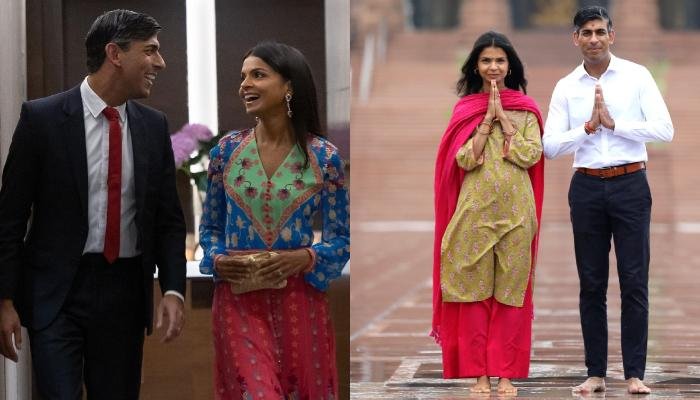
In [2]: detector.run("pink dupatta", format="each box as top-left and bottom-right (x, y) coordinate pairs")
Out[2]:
(431, 88), (545, 343)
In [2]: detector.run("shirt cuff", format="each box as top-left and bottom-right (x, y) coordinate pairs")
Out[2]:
(164, 290), (185, 303)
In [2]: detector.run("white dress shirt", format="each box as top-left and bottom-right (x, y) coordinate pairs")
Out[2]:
(543, 54), (673, 168)
(80, 78), (184, 302)
(80, 77), (138, 257)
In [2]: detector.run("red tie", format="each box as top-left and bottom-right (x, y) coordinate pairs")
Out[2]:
(102, 107), (121, 263)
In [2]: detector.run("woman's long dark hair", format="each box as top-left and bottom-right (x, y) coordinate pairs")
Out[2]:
(244, 41), (323, 169)
(456, 31), (527, 96)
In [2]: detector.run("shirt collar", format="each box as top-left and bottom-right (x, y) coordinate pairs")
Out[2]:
(575, 53), (620, 80)
(80, 76), (127, 122)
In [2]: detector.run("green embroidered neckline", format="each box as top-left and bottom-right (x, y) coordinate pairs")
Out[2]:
(223, 131), (323, 247)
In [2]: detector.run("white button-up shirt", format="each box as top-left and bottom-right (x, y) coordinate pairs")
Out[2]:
(80, 77), (139, 257)
(80, 77), (183, 301)
(543, 54), (673, 168)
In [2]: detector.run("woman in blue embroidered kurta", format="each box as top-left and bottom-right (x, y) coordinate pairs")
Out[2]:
(199, 42), (349, 399)
(199, 129), (349, 288)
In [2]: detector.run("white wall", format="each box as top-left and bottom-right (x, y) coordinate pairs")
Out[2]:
(325, 0), (351, 129)
(0, 0), (31, 398)
(185, 0), (218, 134)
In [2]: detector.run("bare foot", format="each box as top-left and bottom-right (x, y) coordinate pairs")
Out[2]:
(497, 378), (517, 395)
(627, 377), (651, 394)
(572, 377), (606, 393)
(470, 376), (491, 393)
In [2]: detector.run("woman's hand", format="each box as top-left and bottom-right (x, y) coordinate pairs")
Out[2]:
(257, 249), (312, 284)
(492, 80), (508, 122)
(214, 255), (252, 283)
(485, 80), (498, 123)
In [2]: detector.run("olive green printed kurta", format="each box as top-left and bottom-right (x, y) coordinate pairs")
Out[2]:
(440, 110), (542, 307)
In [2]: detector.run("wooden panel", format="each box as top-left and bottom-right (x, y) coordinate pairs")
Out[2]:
(26, 0), (64, 99)
(215, 0), (327, 133)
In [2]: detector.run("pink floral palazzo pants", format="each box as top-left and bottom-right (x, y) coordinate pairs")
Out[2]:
(212, 276), (338, 399)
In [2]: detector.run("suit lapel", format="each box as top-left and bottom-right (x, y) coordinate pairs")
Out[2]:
(62, 86), (88, 220)
(127, 101), (148, 225)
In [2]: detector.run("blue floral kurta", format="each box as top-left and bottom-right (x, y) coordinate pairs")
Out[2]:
(199, 128), (350, 291)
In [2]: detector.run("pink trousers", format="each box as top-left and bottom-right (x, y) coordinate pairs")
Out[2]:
(212, 276), (338, 399)
(440, 280), (533, 379)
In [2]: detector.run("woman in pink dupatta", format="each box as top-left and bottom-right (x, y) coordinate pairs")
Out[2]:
(433, 31), (545, 395)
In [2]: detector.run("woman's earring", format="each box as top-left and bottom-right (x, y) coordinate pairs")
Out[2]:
(473, 68), (478, 74)
(508, 69), (512, 76)
(255, 116), (261, 124)
(285, 93), (293, 118)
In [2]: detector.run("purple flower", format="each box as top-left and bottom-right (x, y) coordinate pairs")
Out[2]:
(293, 179), (305, 190)
(170, 123), (214, 168)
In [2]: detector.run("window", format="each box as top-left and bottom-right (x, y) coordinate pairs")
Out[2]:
(659, 0), (700, 29)
(510, 0), (609, 30)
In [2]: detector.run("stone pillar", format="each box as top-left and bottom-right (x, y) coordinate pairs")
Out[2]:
(0, 0), (31, 396)
(610, 0), (662, 62)
(459, 0), (512, 47)
(351, 0), (405, 48)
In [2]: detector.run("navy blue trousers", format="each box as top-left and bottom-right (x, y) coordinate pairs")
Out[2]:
(29, 254), (145, 400)
(568, 170), (651, 380)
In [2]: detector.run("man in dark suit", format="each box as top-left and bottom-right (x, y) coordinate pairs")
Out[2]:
(0, 9), (186, 399)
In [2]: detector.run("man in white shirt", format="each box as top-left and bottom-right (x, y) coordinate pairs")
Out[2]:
(543, 5), (673, 395)
(0, 9), (186, 399)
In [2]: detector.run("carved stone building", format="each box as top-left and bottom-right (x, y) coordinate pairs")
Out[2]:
(352, 0), (700, 63)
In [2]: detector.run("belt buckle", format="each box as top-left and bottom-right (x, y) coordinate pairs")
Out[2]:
(598, 166), (613, 179)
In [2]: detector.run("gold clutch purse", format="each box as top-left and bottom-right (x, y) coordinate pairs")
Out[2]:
(228, 251), (287, 294)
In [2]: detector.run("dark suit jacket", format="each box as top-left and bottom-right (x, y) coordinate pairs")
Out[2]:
(0, 85), (186, 333)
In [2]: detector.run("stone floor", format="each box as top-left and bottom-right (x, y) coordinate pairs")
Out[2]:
(350, 229), (700, 399)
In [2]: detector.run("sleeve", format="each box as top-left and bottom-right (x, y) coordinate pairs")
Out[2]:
(455, 135), (484, 171)
(612, 67), (674, 143)
(198, 141), (228, 275)
(154, 114), (187, 297)
(503, 112), (543, 169)
(0, 102), (40, 299)
(304, 148), (350, 291)
(542, 80), (590, 159)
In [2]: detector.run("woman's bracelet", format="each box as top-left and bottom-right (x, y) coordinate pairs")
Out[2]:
(302, 247), (316, 273)
(503, 128), (518, 137)
(478, 120), (492, 130)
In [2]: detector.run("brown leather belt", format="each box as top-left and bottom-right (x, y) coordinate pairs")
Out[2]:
(576, 162), (646, 179)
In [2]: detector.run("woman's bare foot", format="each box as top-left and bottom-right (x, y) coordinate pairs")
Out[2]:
(470, 376), (491, 393)
(572, 376), (606, 393)
(627, 377), (651, 394)
(497, 378), (517, 395)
